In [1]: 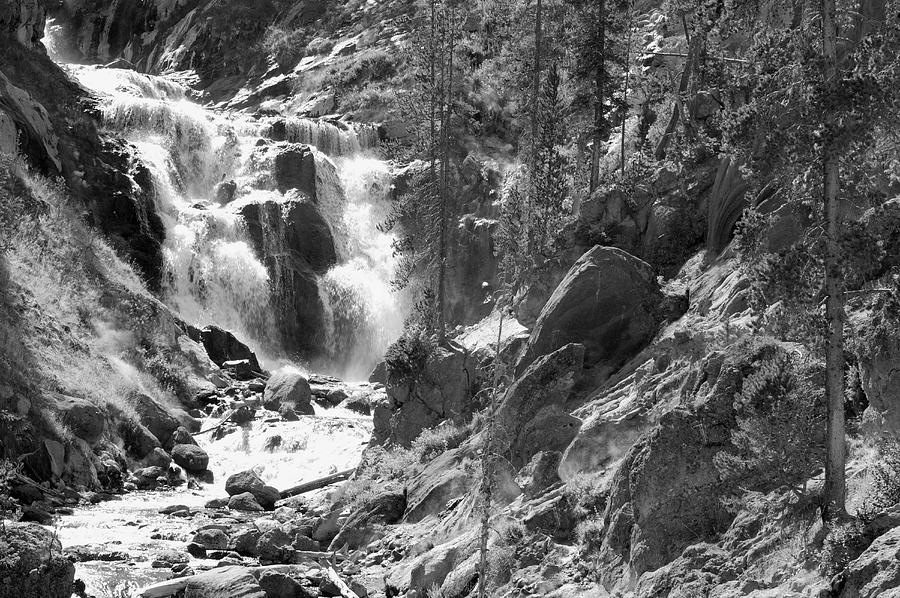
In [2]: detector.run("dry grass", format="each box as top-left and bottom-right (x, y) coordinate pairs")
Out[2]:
(0, 152), (188, 446)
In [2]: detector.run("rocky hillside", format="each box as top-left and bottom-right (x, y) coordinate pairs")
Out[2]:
(3, 0), (900, 598)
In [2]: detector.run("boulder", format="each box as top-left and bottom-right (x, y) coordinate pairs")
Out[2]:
(200, 326), (262, 372)
(232, 528), (261, 556)
(278, 405), (299, 421)
(264, 372), (313, 414)
(119, 420), (161, 459)
(171, 444), (209, 473)
(255, 528), (294, 564)
(145, 447), (172, 469)
(257, 570), (307, 598)
(379, 346), (475, 446)
(229, 492), (265, 512)
(517, 246), (664, 379)
(516, 451), (564, 498)
(180, 566), (266, 598)
(386, 531), (478, 597)
(131, 392), (180, 447)
(51, 393), (104, 445)
(172, 426), (197, 446)
(330, 490), (407, 549)
(496, 343), (584, 466)
(0, 522), (75, 598)
(21, 439), (65, 482)
(511, 405), (581, 468)
(838, 526), (900, 598)
(192, 529), (229, 550)
(226, 470), (280, 510)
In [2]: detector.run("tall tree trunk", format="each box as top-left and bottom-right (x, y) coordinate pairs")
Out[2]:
(620, 0), (634, 176)
(821, 0), (846, 520)
(589, 0), (606, 193)
(477, 311), (504, 598)
(436, 7), (454, 344)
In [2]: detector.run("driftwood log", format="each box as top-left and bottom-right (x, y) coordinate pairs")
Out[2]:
(279, 468), (354, 498)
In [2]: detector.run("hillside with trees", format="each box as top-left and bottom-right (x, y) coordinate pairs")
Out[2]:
(4, 0), (900, 597)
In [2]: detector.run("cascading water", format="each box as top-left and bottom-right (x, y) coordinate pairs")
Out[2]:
(67, 65), (407, 371)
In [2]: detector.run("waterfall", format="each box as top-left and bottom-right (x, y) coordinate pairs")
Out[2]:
(320, 157), (407, 380)
(67, 65), (406, 373)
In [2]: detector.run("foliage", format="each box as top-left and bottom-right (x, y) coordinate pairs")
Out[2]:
(411, 420), (469, 462)
(260, 25), (306, 68)
(714, 341), (825, 497)
(858, 437), (900, 521)
(383, 325), (437, 385)
(564, 471), (609, 520)
(819, 518), (872, 578)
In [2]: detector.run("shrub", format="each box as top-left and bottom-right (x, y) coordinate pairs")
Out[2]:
(819, 519), (871, 578)
(859, 437), (900, 521)
(260, 25), (306, 68)
(411, 420), (469, 462)
(384, 326), (436, 385)
(332, 444), (417, 510)
(564, 471), (609, 519)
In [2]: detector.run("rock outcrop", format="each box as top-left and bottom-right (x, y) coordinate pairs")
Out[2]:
(517, 246), (665, 380)
(0, 522), (75, 598)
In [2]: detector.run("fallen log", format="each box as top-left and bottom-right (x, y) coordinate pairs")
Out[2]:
(191, 408), (238, 436)
(324, 565), (361, 598)
(279, 468), (355, 498)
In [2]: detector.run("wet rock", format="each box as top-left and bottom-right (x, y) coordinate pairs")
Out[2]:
(264, 371), (313, 414)
(151, 549), (189, 568)
(325, 388), (348, 406)
(229, 492), (266, 512)
(172, 443), (210, 473)
(186, 542), (208, 558)
(10, 484), (43, 505)
(132, 465), (166, 489)
(206, 497), (230, 509)
(342, 392), (371, 415)
(517, 246), (664, 379)
(225, 470), (281, 510)
(200, 325), (262, 372)
(278, 405), (299, 421)
(215, 179), (237, 203)
(51, 393), (104, 445)
(65, 545), (129, 562)
(19, 506), (53, 525)
(0, 522), (75, 598)
(225, 359), (255, 380)
(172, 426), (198, 446)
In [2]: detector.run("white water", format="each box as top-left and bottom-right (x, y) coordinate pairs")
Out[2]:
(66, 66), (406, 373)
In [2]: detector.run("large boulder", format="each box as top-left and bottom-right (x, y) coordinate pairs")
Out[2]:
(118, 420), (161, 459)
(225, 470), (280, 510)
(0, 522), (75, 598)
(200, 326), (261, 373)
(171, 443), (209, 473)
(180, 566), (266, 598)
(51, 393), (104, 445)
(264, 372), (313, 415)
(838, 526), (900, 598)
(517, 246), (664, 379)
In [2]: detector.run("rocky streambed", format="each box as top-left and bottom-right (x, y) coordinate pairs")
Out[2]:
(49, 371), (377, 598)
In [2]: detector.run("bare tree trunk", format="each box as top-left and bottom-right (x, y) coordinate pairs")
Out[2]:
(620, 0), (634, 176)
(436, 6), (454, 344)
(589, 0), (606, 193)
(821, 0), (846, 520)
(477, 311), (504, 598)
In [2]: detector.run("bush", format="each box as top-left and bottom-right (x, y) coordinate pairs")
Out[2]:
(819, 519), (872, 578)
(859, 437), (900, 521)
(564, 472), (608, 519)
(411, 420), (469, 463)
(260, 25), (306, 68)
(384, 326), (436, 385)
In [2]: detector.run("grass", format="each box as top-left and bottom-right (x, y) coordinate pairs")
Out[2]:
(0, 152), (194, 455)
